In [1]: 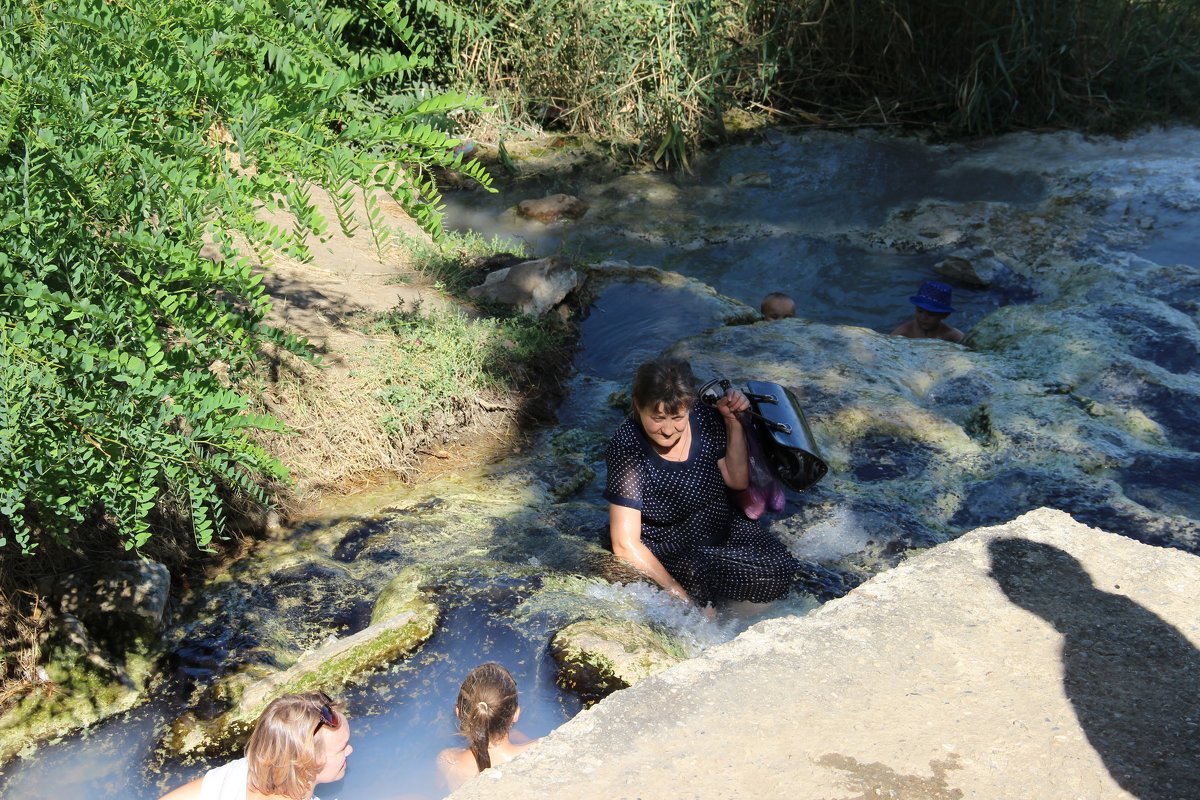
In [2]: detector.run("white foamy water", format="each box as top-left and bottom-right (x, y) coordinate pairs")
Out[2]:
(584, 579), (820, 657)
(786, 506), (877, 562)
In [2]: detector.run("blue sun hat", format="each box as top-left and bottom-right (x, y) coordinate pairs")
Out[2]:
(910, 280), (955, 314)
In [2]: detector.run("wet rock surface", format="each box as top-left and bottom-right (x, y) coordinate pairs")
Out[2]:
(550, 618), (683, 705)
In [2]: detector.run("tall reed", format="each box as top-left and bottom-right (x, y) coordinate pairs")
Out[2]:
(431, 0), (735, 165)
(412, 0), (1200, 162)
(729, 0), (1200, 132)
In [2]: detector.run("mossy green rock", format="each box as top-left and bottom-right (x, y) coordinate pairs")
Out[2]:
(164, 578), (437, 757)
(550, 619), (684, 705)
(0, 647), (153, 763)
(371, 566), (431, 624)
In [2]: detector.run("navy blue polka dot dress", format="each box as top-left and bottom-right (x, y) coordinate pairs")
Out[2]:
(603, 404), (799, 604)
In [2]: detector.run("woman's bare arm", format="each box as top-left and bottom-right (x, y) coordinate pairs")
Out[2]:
(715, 390), (750, 490)
(609, 504), (689, 601)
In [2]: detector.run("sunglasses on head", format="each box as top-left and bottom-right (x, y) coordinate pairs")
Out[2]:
(313, 691), (340, 735)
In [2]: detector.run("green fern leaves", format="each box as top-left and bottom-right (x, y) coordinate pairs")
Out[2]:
(0, 0), (493, 554)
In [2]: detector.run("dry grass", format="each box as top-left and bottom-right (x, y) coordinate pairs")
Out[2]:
(248, 301), (566, 514)
(0, 587), (53, 714)
(251, 342), (480, 504)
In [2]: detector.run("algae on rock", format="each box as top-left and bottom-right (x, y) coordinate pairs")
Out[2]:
(550, 618), (685, 706)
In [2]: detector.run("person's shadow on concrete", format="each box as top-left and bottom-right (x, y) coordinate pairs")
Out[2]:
(988, 538), (1200, 800)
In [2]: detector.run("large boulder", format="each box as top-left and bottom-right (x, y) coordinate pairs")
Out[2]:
(53, 560), (171, 649)
(934, 249), (1010, 288)
(467, 256), (584, 316)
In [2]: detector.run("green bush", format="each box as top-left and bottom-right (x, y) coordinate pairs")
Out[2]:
(0, 0), (492, 554)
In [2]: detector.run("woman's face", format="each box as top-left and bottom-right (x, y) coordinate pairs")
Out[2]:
(314, 711), (353, 785)
(637, 402), (689, 449)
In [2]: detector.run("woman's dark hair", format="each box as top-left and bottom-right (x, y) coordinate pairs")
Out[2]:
(455, 662), (519, 772)
(631, 357), (696, 415)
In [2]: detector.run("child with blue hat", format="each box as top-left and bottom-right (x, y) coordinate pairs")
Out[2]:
(891, 280), (965, 342)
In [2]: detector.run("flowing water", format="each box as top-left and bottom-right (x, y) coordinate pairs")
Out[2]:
(2, 127), (1198, 799)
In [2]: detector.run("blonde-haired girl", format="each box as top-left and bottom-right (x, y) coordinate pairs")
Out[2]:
(159, 691), (352, 800)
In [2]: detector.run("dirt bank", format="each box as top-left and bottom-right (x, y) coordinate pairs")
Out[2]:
(249, 183), (534, 511)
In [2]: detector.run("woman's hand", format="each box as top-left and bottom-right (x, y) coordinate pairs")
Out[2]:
(714, 387), (750, 421)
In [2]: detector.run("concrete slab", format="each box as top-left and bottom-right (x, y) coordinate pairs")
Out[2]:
(450, 508), (1200, 800)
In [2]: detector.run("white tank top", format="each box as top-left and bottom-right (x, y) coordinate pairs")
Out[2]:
(199, 758), (249, 800)
(198, 757), (322, 800)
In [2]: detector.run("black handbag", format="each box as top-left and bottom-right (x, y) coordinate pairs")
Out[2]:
(744, 380), (828, 491)
(699, 378), (829, 491)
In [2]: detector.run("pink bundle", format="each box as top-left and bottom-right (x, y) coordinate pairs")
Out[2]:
(734, 416), (786, 520)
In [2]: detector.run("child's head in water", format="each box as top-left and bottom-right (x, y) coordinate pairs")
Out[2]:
(760, 292), (796, 320)
(891, 280), (965, 343)
(455, 662), (520, 771)
(439, 661), (538, 791)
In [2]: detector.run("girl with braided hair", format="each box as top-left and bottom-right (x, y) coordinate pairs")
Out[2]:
(436, 662), (538, 791)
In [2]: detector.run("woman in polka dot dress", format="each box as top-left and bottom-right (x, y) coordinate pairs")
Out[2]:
(604, 356), (800, 607)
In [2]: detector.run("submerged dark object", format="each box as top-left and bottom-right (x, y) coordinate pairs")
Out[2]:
(699, 378), (829, 491)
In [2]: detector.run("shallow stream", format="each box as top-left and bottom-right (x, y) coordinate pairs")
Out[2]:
(2, 127), (1198, 799)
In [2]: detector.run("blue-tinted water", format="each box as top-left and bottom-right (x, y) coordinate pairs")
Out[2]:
(442, 131), (1044, 335)
(0, 583), (578, 800)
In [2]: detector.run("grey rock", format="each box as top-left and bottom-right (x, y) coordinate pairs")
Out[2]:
(728, 171), (772, 188)
(54, 560), (170, 647)
(516, 193), (590, 222)
(934, 251), (1007, 288)
(467, 256), (584, 316)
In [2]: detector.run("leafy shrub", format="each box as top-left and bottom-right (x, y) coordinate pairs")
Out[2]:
(0, 0), (492, 554)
